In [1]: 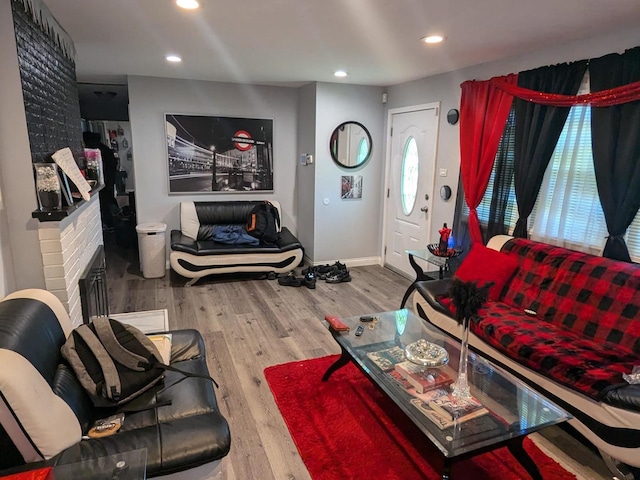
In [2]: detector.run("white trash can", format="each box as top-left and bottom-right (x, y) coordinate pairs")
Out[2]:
(136, 222), (167, 279)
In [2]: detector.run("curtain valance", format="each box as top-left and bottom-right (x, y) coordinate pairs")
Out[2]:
(490, 76), (640, 107)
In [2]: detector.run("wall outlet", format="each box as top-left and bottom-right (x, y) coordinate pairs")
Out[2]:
(439, 168), (448, 177)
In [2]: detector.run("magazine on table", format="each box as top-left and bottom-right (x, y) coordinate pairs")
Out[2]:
(428, 393), (489, 423)
(410, 398), (456, 429)
(366, 346), (406, 371)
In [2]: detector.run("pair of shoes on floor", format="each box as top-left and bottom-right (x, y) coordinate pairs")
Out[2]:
(302, 261), (348, 280)
(325, 269), (351, 283)
(277, 271), (316, 289)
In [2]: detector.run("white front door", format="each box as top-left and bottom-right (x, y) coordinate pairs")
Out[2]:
(384, 105), (439, 277)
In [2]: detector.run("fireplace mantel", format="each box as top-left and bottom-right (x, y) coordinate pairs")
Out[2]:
(31, 185), (103, 222)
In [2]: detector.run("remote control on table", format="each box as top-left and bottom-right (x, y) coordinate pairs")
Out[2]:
(355, 325), (365, 336)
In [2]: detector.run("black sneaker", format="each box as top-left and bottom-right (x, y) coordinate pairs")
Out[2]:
(319, 262), (347, 280)
(316, 264), (338, 280)
(303, 272), (316, 289)
(333, 261), (347, 271)
(278, 272), (302, 287)
(325, 270), (351, 283)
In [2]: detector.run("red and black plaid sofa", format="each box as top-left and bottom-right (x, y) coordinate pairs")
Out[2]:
(413, 235), (640, 475)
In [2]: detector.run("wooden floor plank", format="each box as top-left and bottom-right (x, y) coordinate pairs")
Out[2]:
(103, 237), (611, 480)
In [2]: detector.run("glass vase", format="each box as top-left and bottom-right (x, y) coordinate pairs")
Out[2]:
(451, 316), (472, 399)
(34, 163), (62, 211)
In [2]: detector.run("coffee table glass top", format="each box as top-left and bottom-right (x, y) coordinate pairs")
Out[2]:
(53, 448), (147, 479)
(323, 310), (570, 459)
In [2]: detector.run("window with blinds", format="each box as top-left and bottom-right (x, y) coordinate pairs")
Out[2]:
(460, 72), (640, 262)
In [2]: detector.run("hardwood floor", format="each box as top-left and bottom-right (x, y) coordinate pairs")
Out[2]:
(104, 236), (611, 479)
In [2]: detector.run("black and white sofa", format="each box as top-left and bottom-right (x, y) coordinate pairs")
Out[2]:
(0, 289), (231, 478)
(412, 235), (640, 479)
(170, 200), (303, 285)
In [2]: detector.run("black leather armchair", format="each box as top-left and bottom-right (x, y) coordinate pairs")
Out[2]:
(0, 289), (231, 478)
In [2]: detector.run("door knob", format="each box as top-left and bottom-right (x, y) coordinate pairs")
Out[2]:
(420, 206), (428, 212)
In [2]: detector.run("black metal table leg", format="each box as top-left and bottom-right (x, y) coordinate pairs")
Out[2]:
(441, 459), (452, 480)
(322, 345), (351, 381)
(507, 437), (542, 480)
(400, 282), (418, 309)
(400, 254), (430, 308)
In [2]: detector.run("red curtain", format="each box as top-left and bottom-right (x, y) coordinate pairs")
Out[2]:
(460, 74), (517, 243)
(491, 77), (640, 106)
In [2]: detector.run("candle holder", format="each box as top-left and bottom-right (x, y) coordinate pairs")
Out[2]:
(34, 163), (62, 211)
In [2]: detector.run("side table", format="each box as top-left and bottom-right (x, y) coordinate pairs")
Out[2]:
(400, 249), (457, 308)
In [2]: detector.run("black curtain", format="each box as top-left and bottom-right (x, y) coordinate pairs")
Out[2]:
(512, 60), (588, 238)
(452, 171), (472, 251)
(486, 108), (516, 241)
(590, 47), (640, 262)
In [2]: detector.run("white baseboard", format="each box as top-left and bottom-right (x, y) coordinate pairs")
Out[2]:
(302, 255), (381, 268)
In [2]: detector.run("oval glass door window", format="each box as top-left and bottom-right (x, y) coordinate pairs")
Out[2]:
(401, 137), (419, 214)
(357, 137), (368, 164)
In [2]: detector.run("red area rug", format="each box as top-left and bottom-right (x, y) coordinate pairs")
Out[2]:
(264, 355), (575, 480)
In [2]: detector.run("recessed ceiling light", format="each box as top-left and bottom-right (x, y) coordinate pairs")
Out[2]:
(176, 0), (199, 9)
(422, 35), (444, 44)
(334, 70), (348, 78)
(166, 55), (182, 63)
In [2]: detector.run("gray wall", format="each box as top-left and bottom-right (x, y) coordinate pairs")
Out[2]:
(313, 82), (385, 263)
(127, 76), (299, 239)
(385, 27), (640, 247)
(128, 76), (385, 266)
(0, 0), (43, 294)
(296, 83), (317, 260)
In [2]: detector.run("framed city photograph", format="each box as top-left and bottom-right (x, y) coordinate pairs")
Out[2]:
(165, 114), (274, 194)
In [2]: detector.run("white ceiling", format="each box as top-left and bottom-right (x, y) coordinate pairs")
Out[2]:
(44, 0), (640, 87)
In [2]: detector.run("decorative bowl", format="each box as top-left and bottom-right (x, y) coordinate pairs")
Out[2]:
(404, 339), (449, 367)
(427, 244), (462, 258)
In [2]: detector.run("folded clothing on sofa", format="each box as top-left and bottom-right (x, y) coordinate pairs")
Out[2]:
(210, 224), (259, 245)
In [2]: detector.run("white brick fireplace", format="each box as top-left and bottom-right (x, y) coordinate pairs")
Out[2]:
(36, 195), (103, 327)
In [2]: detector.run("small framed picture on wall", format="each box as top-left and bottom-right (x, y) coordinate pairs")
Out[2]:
(341, 175), (362, 199)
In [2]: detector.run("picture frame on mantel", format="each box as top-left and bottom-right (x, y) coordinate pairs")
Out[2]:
(165, 113), (274, 194)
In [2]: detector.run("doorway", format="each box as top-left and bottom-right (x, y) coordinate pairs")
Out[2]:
(383, 104), (439, 278)
(79, 83), (138, 258)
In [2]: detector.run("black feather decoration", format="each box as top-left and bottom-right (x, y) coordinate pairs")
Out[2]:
(448, 278), (494, 323)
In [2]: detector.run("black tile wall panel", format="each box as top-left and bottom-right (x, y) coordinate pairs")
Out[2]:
(11, 0), (83, 164)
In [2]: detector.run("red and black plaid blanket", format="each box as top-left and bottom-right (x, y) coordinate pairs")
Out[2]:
(444, 238), (640, 400)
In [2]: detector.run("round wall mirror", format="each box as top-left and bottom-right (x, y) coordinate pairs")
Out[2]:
(329, 121), (372, 168)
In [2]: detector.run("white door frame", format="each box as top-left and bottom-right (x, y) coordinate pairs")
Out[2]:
(380, 102), (440, 272)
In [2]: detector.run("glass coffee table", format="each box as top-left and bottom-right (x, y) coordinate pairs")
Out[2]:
(400, 249), (460, 308)
(322, 310), (570, 480)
